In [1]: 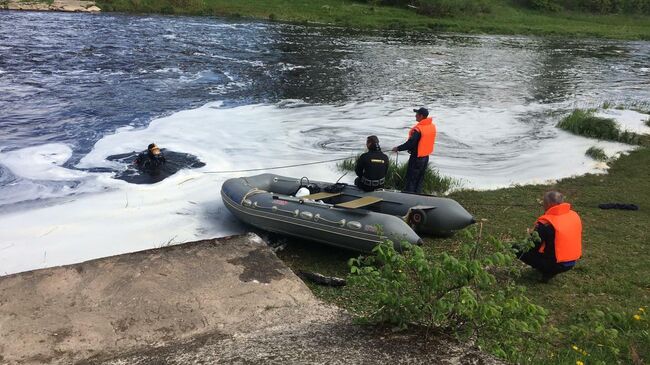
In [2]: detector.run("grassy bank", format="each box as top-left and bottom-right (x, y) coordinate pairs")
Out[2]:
(277, 144), (650, 363)
(557, 109), (647, 145)
(95, 0), (650, 40)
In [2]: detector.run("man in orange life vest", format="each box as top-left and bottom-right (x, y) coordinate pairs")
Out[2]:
(518, 191), (582, 282)
(391, 107), (436, 193)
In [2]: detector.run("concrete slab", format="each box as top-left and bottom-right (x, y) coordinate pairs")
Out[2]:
(0, 234), (323, 364)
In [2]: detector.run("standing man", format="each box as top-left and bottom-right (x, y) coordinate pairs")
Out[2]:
(354, 135), (389, 192)
(391, 107), (436, 193)
(518, 191), (582, 282)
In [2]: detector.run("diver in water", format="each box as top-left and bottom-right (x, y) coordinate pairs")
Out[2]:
(134, 143), (166, 174)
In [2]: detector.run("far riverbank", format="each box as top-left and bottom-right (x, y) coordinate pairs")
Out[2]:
(92, 0), (650, 40)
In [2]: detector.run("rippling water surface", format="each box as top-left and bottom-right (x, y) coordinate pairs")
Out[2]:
(0, 11), (649, 274)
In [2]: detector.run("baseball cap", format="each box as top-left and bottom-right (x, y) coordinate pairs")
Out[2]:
(413, 107), (429, 117)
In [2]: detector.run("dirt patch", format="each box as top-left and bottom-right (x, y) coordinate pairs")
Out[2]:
(227, 247), (286, 283)
(98, 316), (502, 365)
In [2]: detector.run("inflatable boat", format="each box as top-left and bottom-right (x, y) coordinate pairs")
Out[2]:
(221, 173), (475, 252)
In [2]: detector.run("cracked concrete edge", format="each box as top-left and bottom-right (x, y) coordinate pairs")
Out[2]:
(0, 233), (329, 364)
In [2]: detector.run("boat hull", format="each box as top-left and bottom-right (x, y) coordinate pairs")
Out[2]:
(221, 174), (474, 252)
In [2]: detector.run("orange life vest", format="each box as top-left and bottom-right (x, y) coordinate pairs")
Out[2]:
(535, 203), (582, 263)
(408, 117), (436, 157)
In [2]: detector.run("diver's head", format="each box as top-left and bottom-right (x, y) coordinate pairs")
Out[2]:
(148, 143), (161, 156)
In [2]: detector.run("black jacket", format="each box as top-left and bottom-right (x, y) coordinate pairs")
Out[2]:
(355, 149), (389, 183)
(535, 223), (557, 263)
(135, 151), (166, 172)
(396, 130), (421, 155)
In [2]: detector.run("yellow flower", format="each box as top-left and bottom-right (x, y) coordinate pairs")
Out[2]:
(640, 307), (646, 313)
(572, 345), (579, 351)
(576, 361), (584, 365)
(633, 314), (641, 320)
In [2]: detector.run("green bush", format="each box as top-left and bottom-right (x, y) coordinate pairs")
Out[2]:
(557, 109), (641, 145)
(337, 154), (460, 195)
(347, 227), (549, 361)
(517, 0), (563, 11)
(585, 146), (608, 161)
(516, 0), (650, 14)
(364, 0), (491, 16)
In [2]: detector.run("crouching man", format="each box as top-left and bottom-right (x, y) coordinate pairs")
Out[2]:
(518, 191), (582, 282)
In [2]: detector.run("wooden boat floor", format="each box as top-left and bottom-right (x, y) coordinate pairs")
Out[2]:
(302, 192), (341, 200)
(336, 196), (383, 209)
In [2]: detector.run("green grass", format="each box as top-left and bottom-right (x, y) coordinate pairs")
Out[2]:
(602, 101), (650, 114)
(337, 154), (460, 195)
(277, 146), (650, 363)
(94, 0), (650, 40)
(585, 146), (608, 161)
(557, 109), (643, 145)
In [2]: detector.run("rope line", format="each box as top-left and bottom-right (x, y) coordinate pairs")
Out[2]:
(202, 156), (350, 174)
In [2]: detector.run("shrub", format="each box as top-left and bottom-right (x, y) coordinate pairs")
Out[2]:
(337, 154), (460, 195)
(555, 306), (650, 364)
(516, 0), (650, 14)
(347, 227), (549, 361)
(557, 109), (641, 145)
(364, 0), (491, 16)
(645, 117), (650, 127)
(416, 0), (491, 16)
(516, 0), (563, 11)
(160, 4), (174, 13)
(586, 146), (608, 161)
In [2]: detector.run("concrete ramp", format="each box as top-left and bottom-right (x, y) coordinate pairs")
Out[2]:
(0, 234), (324, 364)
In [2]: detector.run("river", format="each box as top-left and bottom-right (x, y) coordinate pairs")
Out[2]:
(0, 11), (649, 275)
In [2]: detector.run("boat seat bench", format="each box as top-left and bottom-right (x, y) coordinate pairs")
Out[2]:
(336, 196), (383, 209)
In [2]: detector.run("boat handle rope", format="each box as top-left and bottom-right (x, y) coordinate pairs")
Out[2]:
(247, 200), (348, 228)
(314, 214), (346, 227)
(241, 188), (265, 203)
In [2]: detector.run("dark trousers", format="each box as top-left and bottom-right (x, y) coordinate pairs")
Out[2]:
(518, 250), (573, 279)
(404, 155), (429, 193)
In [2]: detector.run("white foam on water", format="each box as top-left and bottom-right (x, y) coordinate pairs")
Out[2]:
(0, 101), (641, 276)
(0, 144), (86, 181)
(595, 109), (650, 135)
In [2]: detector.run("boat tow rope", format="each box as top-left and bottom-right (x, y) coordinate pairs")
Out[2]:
(201, 156), (351, 175)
